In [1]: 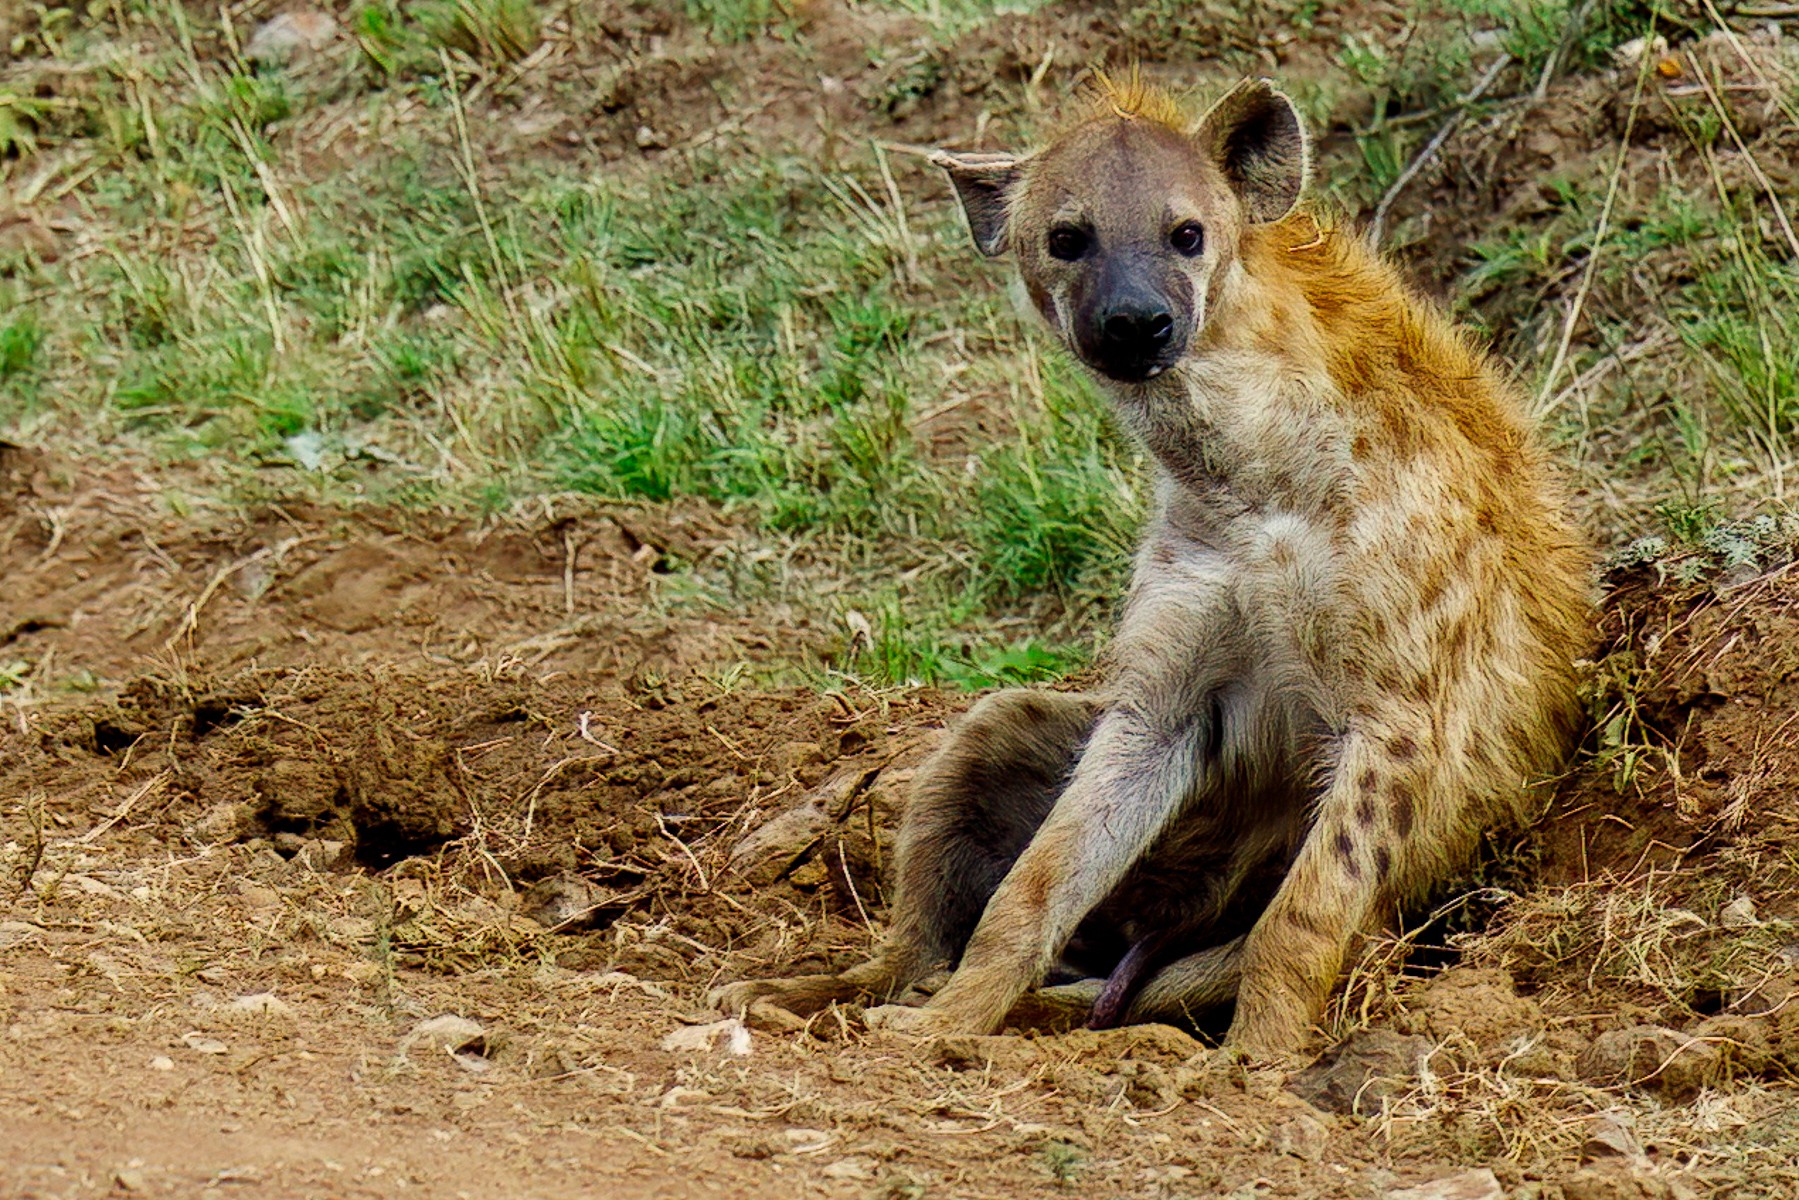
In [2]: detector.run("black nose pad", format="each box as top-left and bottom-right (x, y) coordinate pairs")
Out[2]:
(1101, 309), (1175, 351)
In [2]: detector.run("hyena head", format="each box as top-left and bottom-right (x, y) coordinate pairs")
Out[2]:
(933, 78), (1310, 384)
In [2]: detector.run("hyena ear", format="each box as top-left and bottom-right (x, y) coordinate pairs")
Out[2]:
(1192, 79), (1309, 224)
(930, 150), (1024, 257)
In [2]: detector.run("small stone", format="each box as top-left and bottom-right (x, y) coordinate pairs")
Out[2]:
(660, 1018), (752, 1056)
(188, 802), (253, 844)
(1719, 895), (1759, 928)
(741, 999), (810, 1034)
(272, 832), (307, 858)
(1578, 1026), (1723, 1100)
(1384, 1167), (1504, 1200)
(1270, 1111), (1330, 1162)
(1291, 1030), (1432, 1114)
(244, 10), (337, 65)
(1581, 1110), (1644, 1162)
(114, 1167), (148, 1192)
(0, 920), (45, 950)
(1612, 34), (1669, 69)
(229, 992), (295, 1019)
(635, 125), (666, 150)
(783, 1127), (834, 1153)
(821, 1158), (874, 1181)
(404, 1015), (488, 1058)
(148, 1056), (174, 1071)
(295, 839), (347, 871)
(519, 875), (622, 932)
(182, 1032), (228, 1055)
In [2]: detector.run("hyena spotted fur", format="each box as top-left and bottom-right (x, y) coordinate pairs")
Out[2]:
(713, 75), (1591, 1057)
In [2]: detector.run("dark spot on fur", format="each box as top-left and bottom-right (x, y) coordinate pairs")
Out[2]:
(1357, 768), (1379, 792)
(1282, 904), (1335, 939)
(1418, 567), (1448, 613)
(1356, 792), (1376, 826)
(1447, 619), (1473, 656)
(1375, 846), (1392, 880)
(1388, 734), (1418, 761)
(1334, 831), (1361, 879)
(1391, 783), (1416, 838)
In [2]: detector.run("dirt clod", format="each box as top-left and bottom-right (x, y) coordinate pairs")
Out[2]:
(930, 1034), (1042, 1074)
(1403, 967), (1542, 1054)
(519, 874), (628, 932)
(404, 1016), (488, 1058)
(1578, 1026), (1724, 1100)
(1561, 1162), (1699, 1200)
(1290, 1030), (1432, 1115)
(1383, 1168), (1503, 1200)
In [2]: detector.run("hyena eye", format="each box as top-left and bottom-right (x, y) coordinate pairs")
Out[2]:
(1169, 221), (1204, 256)
(1047, 225), (1090, 262)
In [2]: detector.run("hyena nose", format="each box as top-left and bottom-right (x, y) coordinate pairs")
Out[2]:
(1100, 307), (1175, 354)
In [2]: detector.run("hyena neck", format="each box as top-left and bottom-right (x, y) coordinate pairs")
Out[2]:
(1104, 257), (1344, 514)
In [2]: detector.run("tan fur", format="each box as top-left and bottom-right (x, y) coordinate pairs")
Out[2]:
(713, 78), (1590, 1057)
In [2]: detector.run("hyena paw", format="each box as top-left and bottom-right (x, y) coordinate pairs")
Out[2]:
(709, 973), (861, 1017)
(707, 979), (790, 1015)
(863, 1003), (960, 1037)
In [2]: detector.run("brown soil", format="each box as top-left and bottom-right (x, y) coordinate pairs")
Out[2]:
(7, 448), (1799, 1199)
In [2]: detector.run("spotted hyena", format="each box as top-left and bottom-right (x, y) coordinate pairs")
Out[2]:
(713, 75), (1590, 1057)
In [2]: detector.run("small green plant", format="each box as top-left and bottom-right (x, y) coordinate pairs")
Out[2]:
(1037, 1139), (1085, 1187)
(685, 0), (788, 43)
(414, 0), (543, 63)
(0, 90), (49, 158)
(1584, 652), (1662, 794)
(0, 312), (44, 379)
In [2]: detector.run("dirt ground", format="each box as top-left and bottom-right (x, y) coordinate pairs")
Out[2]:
(7, 439), (1799, 1199)
(6, 2), (1799, 1198)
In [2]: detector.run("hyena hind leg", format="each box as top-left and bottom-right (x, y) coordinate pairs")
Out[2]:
(710, 688), (1101, 1019)
(1123, 936), (1245, 1025)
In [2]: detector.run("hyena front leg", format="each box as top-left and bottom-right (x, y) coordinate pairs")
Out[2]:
(878, 600), (1241, 1035)
(711, 689), (1100, 1019)
(1227, 721), (1465, 1057)
(872, 704), (1215, 1036)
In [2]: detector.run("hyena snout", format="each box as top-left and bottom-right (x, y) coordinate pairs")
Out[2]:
(1075, 259), (1190, 382)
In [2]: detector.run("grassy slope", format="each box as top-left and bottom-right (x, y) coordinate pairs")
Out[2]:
(2, 0), (1797, 691)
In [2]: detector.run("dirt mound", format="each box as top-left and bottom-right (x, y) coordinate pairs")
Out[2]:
(1451, 553), (1799, 1085)
(4, 653), (954, 974)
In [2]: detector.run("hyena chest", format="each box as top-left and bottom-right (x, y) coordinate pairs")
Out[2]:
(1225, 506), (1349, 691)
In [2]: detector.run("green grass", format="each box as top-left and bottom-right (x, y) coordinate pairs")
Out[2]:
(0, 4), (1142, 688)
(0, 0), (1789, 691)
